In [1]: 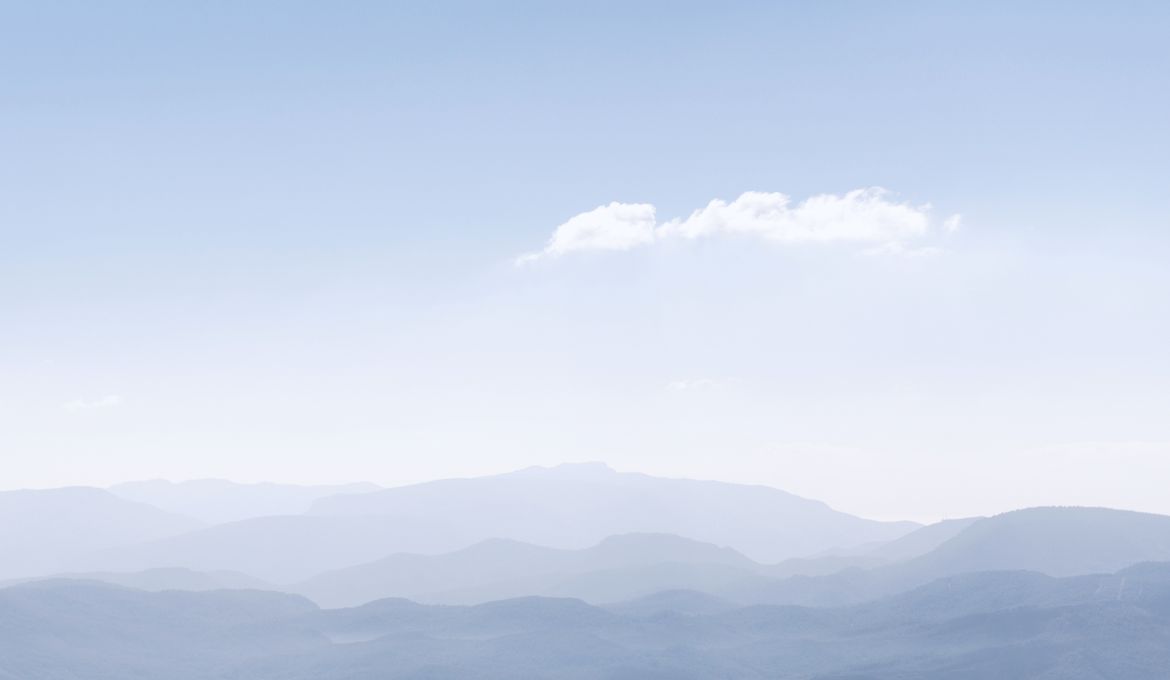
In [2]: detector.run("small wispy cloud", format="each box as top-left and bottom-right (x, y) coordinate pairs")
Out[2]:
(518, 188), (959, 264)
(666, 378), (736, 393)
(862, 242), (944, 258)
(667, 379), (717, 392)
(63, 394), (123, 412)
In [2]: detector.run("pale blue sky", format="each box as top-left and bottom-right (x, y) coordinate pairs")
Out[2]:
(2, 1), (1169, 520)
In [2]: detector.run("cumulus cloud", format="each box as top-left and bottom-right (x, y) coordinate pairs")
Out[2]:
(64, 394), (123, 412)
(516, 202), (656, 264)
(518, 188), (957, 263)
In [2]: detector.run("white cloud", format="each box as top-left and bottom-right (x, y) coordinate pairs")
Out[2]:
(667, 378), (718, 392)
(519, 188), (959, 263)
(659, 188), (930, 243)
(943, 214), (963, 232)
(517, 202), (656, 264)
(64, 394), (123, 412)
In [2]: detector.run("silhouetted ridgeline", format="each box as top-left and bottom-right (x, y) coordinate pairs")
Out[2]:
(304, 462), (919, 562)
(110, 479), (381, 524)
(0, 487), (201, 581)
(6, 467), (1170, 678)
(4, 563), (1170, 679)
(9, 464), (917, 583)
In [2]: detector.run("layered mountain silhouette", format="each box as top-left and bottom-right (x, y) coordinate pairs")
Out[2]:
(20, 467), (1170, 607)
(77, 514), (485, 583)
(1, 567), (270, 592)
(731, 506), (1170, 607)
(293, 533), (768, 607)
(5, 562), (1170, 679)
(71, 463), (917, 582)
(291, 507), (1170, 609)
(109, 479), (380, 525)
(0, 487), (201, 581)
(307, 462), (919, 562)
(9, 466), (1170, 679)
(905, 506), (1170, 577)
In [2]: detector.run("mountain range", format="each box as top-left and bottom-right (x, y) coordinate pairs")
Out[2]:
(0, 487), (201, 581)
(291, 507), (1170, 609)
(5, 562), (1170, 679)
(57, 463), (917, 583)
(109, 479), (380, 524)
(8, 464), (1170, 678)
(306, 462), (919, 563)
(293, 533), (767, 607)
(8, 466), (1170, 609)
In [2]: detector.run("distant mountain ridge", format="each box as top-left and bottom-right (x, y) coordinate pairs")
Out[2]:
(727, 506), (1170, 608)
(6, 562), (1170, 679)
(0, 568), (271, 593)
(0, 488), (202, 581)
(907, 506), (1170, 577)
(292, 506), (1170, 609)
(71, 463), (918, 582)
(14, 468), (1170, 616)
(109, 479), (380, 524)
(8, 471), (1170, 679)
(76, 514), (485, 583)
(307, 462), (919, 563)
(293, 533), (766, 607)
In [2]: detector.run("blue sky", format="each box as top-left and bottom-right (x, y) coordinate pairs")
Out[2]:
(2, 1), (1169, 520)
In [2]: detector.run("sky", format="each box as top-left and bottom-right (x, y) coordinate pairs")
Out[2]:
(2, 1), (1169, 522)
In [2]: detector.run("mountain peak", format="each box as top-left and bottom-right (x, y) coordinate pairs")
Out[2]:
(507, 462), (618, 480)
